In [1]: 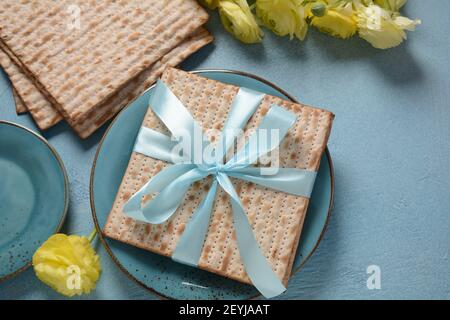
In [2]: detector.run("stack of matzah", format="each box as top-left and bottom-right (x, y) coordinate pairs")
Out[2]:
(104, 68), (334, 288)
(0, 0), (212, 138)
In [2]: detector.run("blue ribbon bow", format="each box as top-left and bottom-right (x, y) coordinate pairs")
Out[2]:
(123, 80), (317, 298)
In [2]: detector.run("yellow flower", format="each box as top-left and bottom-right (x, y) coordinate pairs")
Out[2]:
(255, 0), (308, 40)
(199, 0), (220, 9)
(32, 232), (101, 297)
(310, 2), (358, 39)
(218, 0), (263, 43)
(374, 0), (407, 12)
(356, 4), (421, 49)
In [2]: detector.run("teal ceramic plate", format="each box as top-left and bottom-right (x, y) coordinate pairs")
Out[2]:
(0, 121), (68, 282)
(90, 70), (334, 300)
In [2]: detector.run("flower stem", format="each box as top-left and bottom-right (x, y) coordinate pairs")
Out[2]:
(88, 228), (98, 243)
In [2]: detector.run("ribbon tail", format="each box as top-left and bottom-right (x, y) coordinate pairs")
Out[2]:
(140, 167), (208, 224)
(172, 180), (219, 267)
(216, 173), (286, 299)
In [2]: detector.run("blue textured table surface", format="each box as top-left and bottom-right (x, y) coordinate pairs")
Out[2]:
(1, 1), (449, 300)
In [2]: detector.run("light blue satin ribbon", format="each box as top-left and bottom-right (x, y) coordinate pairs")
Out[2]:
(123, 80), (317, 298)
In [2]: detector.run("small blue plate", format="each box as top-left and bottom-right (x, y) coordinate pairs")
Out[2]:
(0, 121), (68, 282)
(90, 70), (334, 300)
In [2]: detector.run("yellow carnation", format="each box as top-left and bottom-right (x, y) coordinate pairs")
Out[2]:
(33, 233), (101, 297)
(199, 0), (220, 9)
(310, 2), (357, 39)
(218, 0), (263, 44)
(374, 0), (407, 12)
(255, 0), (308, 40)
(356, 4), (421, 49)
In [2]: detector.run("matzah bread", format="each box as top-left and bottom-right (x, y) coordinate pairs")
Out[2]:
(0, 28), (212, 134)
(0, 46), (62, 129)
(73, 28), (213, 138)
(12, 89), (27, 114)
(0, 0), (208, 132)
(104, 68), (334, 286)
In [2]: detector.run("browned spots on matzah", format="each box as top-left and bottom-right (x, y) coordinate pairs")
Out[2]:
(103, 68), (334, 287)
(235, 184), (242, 195)
(0, 0), (209, 136)
(73, 28), (213, 138)
(221, 248), (233, 272)
(122, 192), (131, 202)
(0, 27), (212, 134)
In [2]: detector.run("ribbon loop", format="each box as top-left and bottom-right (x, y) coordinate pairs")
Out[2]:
(134, 127), (183, 164)
(140, 168), (209, 224)
(123, 163), (196, 223)
(214, 88), (265, 163)
(149, 80), (210, 163)
(226, 105), (297, 169)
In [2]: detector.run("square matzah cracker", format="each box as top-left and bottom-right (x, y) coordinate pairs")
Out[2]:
(0, 28), (212, 134)
(104, 68), (334, 286)
(0, 0), (208, 129)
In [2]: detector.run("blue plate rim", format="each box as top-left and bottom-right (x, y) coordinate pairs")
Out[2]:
(89, 69), (335, 300)
(0, 120), (69, 283)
